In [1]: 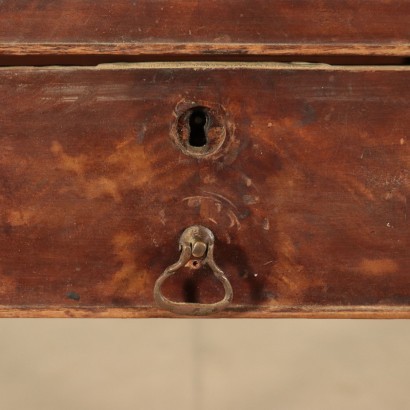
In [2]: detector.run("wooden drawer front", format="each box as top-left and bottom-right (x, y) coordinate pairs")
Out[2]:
(0, 1), (409, 57)
(0, 63), (409, 317)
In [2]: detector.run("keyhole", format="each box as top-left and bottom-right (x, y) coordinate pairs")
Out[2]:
(188, 109), (208, 147)
(173, 103), (228, 158)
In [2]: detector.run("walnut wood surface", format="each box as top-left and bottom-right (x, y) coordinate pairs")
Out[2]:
(0, 0), (409, 57)
(0, 63), (409, 317)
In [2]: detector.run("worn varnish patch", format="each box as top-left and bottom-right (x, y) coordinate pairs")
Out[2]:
(359, 259), (399, 276)
(0, 64), (409, 317)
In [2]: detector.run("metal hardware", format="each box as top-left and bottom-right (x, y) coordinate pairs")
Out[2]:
(154, 225), (233, 316)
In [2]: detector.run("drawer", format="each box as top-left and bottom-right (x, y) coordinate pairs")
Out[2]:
(0, 62), (409, 317)
(0, 1), (409, 59)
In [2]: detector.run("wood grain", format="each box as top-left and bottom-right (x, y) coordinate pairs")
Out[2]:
(0, 0), (409, 57)
(0, 63), (409, 317)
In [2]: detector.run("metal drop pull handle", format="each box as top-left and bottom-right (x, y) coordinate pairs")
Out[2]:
(154, 225), (233, 316)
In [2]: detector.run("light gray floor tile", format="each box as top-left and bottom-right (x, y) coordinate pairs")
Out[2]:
(0, 319), (194, 410)
(199, 320), (410, 410)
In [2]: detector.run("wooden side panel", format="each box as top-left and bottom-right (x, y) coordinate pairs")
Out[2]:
(0, 0), (409, 56)
(0, 63), (409, 317)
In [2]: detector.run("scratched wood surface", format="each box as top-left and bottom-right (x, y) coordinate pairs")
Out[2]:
(0, 0), (409, 57)
(0, 63), (409, 318)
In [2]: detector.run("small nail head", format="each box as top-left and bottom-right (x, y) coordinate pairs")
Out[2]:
(192, 241), (207, 258)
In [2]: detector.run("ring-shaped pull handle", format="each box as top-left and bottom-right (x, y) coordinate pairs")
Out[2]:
(154, 225), (233, 316)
